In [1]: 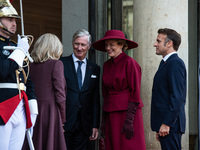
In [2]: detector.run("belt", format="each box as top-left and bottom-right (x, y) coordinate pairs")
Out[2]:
(0, 83), (26, 91)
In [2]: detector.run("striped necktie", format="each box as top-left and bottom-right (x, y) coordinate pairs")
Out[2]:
(77, 61), (83, 90)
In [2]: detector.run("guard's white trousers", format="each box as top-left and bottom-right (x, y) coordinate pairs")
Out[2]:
(0, 100), (26, 150)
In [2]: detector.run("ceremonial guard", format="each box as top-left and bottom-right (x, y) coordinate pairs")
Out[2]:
(0, 0), (38, 150)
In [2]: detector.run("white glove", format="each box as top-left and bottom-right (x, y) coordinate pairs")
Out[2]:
(7, 35), (33, 66)
(28, 99), (38, 136)
(28, 114), (37, 137)
(17, 34), (30, 53)
(28, 99), (38, 115)
(31, 114), (37, 127)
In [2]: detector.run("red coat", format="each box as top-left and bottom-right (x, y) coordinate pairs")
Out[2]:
(102, 52), (146, 150)
(102, 52), (143, 112)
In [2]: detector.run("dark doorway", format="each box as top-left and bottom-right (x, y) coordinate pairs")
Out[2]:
(11, 0), (62, 49)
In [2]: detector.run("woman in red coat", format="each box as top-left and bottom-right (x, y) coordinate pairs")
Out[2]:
(23, 33), (67, 150)
(93, 30), (146, 150)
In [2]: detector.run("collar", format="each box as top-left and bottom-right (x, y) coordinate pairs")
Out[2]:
(112, 51), (125, 64)
(72, 53), (87, 64)
(163, 52), (177, 62)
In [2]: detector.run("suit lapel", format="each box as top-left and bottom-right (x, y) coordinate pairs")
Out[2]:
(156, 53), (178, 74)
(81, 60), (92, 91)
(68, 55), (79, 90)
(155, 60), (165, 76)
(157, 60), (165, 71)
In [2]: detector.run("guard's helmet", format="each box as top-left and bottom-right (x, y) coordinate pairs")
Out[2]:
(0, 0), (20, 35)
(0, 0), (20, 18)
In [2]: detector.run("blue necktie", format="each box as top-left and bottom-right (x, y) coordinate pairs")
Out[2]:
(77, 61), (83, 90)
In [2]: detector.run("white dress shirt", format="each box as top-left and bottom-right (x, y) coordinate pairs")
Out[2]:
(72, 54), (87, 85)
(163, 51), (177, 62)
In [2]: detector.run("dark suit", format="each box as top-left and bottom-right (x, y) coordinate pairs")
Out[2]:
(151, 53), (186, 150)
(60, 55), (100, 150)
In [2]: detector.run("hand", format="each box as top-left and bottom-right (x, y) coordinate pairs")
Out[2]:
(121, 101), (139, 139)
(17, 34), (30, 53)
(29, 114), (37, 136)
(31, 114), (37, 127)
(156, 133), (160, 141)
(62, 124), (65, 132)
(122, 122), (134, 139)
(158, 124), (170, 137)
(89, 128), (98, 141)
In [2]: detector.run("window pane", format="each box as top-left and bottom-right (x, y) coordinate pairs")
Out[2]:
(123, 0), (133, 57)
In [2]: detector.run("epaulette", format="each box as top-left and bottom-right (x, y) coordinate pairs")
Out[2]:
(0, 37), (5, 41)
(10, 39), (17, 44)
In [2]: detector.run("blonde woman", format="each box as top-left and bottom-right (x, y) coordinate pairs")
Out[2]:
(23, 33), (67, 150)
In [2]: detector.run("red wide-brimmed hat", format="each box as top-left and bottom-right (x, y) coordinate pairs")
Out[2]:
(92, 29), (138, 52)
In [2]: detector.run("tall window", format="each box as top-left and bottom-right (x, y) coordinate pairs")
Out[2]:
(123, 0), (134, 57)
(107, 0), (134, 58)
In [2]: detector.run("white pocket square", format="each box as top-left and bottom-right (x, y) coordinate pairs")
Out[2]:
(91, 75), (97, 78)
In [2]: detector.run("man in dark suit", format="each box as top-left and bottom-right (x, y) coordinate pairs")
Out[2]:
(60, 29), (100, 150)
(151, 28), (186, 150)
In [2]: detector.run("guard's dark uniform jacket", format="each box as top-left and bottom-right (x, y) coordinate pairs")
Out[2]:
(0, 35), (36, 125)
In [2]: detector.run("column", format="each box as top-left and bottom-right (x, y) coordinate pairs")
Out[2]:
(132, 0), (189, 149)
(62, 0), (88, 56)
